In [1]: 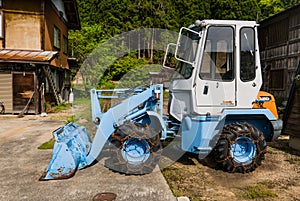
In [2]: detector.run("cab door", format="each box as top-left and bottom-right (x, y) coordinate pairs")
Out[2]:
(236, 26), (262, 108)
(195, 26), (236, 110)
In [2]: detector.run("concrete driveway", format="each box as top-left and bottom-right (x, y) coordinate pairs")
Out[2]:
(0, 117), (176, 201)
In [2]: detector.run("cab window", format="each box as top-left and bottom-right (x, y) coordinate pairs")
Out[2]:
(199, 26), (234, 81)
(240, 27), (255, 82)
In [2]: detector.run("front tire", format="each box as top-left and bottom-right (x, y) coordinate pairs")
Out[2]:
(213, 122), (266, 173)
(105, 121), (162, 174)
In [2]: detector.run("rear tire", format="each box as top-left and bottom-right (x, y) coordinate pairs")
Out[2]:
(212, 122), (266, 173)
(105, 121), (162, 174)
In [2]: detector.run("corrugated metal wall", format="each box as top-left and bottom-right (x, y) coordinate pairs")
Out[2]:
(0, 72), (13, 113)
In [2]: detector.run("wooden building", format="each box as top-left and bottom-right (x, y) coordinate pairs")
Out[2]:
(258, 3), (300, 101)
(284, 72), (300, 149)
(0, 0), (80, 114)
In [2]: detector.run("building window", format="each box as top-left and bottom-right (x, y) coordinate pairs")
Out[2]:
(63, 36), (68, 54)
(54, 26), (61, 49)
(269, 69), (286, 90)
(0, 0), (2, 7)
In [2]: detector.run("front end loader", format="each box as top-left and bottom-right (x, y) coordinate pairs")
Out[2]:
(40, 85), (166, 180)
(40, 20), (283, 180)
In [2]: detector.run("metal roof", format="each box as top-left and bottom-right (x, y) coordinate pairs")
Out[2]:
(0, 50), (58, 64)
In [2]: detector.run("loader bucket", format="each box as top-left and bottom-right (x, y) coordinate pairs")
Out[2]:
(39, 122), (92, 180)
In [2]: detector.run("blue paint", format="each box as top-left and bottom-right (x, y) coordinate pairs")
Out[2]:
(41, 85), (165, 180)
(41, 123), (91, 180)
(121, 138), (150, 165)
(180, 108), (281, 156)
(181, 115), (223, 156)
(41, 84), (283, 180)
(230, 137), (257, 165)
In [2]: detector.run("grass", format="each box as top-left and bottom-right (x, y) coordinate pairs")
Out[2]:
(285, 155), (300, 164)
(162, 166), (189, 198)
(65, 115), (76, 124)
(46, 102), (72, 113)
(163, 90), (170, 99)
(162, 167), (183, 183)
(236, 182), (278, 199)
(73, 97), (92, 121)
(38, 138), (55, 149)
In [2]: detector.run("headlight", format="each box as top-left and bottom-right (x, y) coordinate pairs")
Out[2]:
(259, 96), (271, 102)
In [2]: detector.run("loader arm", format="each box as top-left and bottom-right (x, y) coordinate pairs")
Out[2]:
(40, 84), (164, 180)
(86, 85), (162, 166)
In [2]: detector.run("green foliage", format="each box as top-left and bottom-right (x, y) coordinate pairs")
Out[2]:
(55, 103), (72, 112)
(74, 0), (299, 41)
(65, 115), (76, 124)
(116, 64), (161, 88)
(211, 0), (260, 20)
(106, 55), (148, 81)
(38, 138), (54, 149)
(258, 0), (284, 19)
(46, 102), (72, 113)
(69, 23), (107, 63)
(258, 0), (300, 19)
(236, 182), (278, 199)
(69, 0), (299, 89)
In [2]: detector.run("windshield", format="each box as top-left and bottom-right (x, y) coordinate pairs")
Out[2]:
(199, 26), (234, 81)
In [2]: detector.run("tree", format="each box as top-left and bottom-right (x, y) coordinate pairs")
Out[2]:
(70, 0), (300, 89)
(69, 23), (106, 63)
(211, 0), (259, 20)
(258, 0), (284, 19)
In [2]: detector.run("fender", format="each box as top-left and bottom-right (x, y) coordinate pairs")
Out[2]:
(253, 91), (279, 119)
(221, 109), (282, 141)
(146, 111), (167, 139)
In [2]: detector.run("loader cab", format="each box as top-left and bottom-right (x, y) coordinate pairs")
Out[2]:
(166, 20), (262, 121)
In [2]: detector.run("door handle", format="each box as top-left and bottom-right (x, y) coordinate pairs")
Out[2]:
(203, 85), (208, 95)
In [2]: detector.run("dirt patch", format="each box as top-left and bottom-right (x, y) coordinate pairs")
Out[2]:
(162, 135), (300, 201)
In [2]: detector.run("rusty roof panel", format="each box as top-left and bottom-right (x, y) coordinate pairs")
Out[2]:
(0, 50), (58, 64)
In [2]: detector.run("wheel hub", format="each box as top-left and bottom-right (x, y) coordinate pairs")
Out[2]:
(121, 138), (150, 165)
(230, 136), (256, 165)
